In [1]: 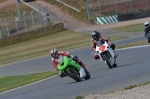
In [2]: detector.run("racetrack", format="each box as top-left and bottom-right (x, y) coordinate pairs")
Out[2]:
(0, 35), (145, 76)
(0, 0), (150, 99)
(0, 36), (150, 99)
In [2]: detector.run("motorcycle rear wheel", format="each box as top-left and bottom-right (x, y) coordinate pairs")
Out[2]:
(84, 68), (90, 80)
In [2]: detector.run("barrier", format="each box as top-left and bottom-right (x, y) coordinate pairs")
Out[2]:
(96, 15), (118, 25)
(0, 23), (64, 47)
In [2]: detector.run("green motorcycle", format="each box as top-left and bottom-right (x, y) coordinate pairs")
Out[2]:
(57, 56), (90, 82)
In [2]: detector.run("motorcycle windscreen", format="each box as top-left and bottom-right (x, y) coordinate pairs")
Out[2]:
(97, 40), (105, 52)
(57, 56), (70, 71)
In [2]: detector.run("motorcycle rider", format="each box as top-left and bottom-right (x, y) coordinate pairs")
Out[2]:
(91, 31), (117, 61)
(50, 48), (86, 78)
(144, 22), (150, 42)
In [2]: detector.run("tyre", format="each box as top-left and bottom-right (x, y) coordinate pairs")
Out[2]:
(113, 63), (117, 68)
(148, 39), (150, 43)
(23, 0), (34, 2)
(106, 58), (113, 69)
(66, 67), (81, 82)
(84, 68), (90, 80)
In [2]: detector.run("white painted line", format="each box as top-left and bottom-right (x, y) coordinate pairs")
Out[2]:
(0, 75), (58, 94)
(57, 0), (80, 12)
(116, 45), (150, 50)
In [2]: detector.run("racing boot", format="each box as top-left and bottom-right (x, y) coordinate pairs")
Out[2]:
(72, 55), (86, 68)
(114, 50), (118, 57)
(77, 59), (89, 74)
(77, 59), (86, 68)
(58, 71), (66, 78)
(113, 50), (118, 64)
(114, 54), (118, 64)
(79, 67), (86, 79)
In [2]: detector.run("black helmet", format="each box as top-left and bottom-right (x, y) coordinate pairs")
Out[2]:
(144, 22), (149, 28)
(92, 31), (101, 40)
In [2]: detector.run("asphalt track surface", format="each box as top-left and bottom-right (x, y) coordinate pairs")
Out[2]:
(0, 35), (145, 76)
(1, 35), (150, 99)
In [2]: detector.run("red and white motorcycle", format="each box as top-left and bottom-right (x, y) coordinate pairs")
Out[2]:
(95, 40), (117, 69)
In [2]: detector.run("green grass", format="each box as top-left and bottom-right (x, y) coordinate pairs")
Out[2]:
(0, 70), (57, 93)
(76, 96), (84, 99)
(112, 24), (144, 32)
(0, 30), (90, 66)
(0, 3), (32, 18)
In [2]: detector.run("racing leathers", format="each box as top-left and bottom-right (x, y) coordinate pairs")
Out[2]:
(144, 26), (150, 39)
(91, 36), (116, 60)
(52, 51), (86, 77)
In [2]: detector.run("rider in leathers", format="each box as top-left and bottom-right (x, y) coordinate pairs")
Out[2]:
(144, 22), (150, 42)
(50, 48), (86, 78)
(91, 31), (117, 62)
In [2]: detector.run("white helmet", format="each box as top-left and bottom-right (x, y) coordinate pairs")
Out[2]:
(144, 22), (149, 28)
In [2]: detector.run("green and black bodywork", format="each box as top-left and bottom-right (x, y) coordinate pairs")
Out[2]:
(57, 56), (90, 82)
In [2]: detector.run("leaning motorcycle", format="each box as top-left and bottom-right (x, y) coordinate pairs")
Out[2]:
(146, 32), (150, 43)
(57, 56), (90, 82)
(95, 40), (117, 69)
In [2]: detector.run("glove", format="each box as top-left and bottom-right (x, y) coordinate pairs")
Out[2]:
(70, 55), (74, 59)
(70, 55), (78, 61)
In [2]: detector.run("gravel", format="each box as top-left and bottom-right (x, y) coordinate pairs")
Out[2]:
(84, 83), (150, 99)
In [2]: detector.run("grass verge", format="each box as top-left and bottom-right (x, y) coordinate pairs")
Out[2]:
(76, 96), (84, 99)
(112, 24), (144, 32)
(0, 3), (32, 18)
(0, 30), (90, 66)
(0, 70), (57, 93)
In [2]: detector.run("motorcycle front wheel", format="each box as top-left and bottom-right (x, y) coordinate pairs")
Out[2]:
(148, 39), (150, 43)
(106, 58), (113, 69)
(67, 67), (81, 82)
(84, 68), (90, 80)
(113, 63), (117, 67)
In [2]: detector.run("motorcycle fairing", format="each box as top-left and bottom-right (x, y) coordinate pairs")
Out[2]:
(58, 56), (81, 71)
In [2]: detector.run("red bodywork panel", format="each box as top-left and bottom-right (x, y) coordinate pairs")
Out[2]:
(99, 46), (105, 52)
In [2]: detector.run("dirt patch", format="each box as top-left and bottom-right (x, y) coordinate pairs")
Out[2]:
(0, 0), (16, 9)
